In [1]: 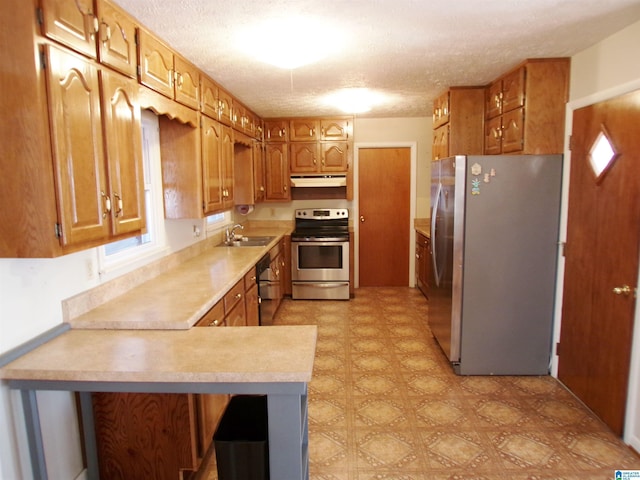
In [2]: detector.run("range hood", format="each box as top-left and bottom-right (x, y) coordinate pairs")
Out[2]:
(290, 174), (347, 188)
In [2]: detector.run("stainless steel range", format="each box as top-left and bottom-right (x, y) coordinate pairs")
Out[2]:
(291, 208), (350, 300)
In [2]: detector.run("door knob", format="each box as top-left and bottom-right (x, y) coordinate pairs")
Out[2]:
(360, 215), (365, 222)
(612, 285), (633, 296)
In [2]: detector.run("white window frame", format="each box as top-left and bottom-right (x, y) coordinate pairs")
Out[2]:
(98, 111), (168, 278)
(206, 211), (232, 234)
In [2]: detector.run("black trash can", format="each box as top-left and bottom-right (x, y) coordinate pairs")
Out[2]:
(214, 395), (269, 480)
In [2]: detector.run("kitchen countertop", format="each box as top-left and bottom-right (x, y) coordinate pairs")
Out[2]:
(68, 228), (290, 330)
(0, 326), (317, 384)
(414, 218), (430, 238)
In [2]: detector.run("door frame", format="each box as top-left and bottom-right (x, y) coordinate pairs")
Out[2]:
(551, 78), (640, 447)
(353, 142), (417, 288)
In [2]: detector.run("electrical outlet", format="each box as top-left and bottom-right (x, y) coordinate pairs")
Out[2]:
(193, 225), (201, 237)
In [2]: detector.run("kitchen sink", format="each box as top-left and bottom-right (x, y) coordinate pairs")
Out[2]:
(219, 236), (275, 247)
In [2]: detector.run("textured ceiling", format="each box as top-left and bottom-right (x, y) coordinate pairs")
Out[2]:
(113, 0), (640, 118)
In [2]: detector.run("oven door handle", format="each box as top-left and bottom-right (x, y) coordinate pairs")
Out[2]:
(292, 282), (350, 288)
(292, 240), (348, 246)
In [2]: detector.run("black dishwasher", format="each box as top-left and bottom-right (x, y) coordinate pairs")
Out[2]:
(256, 253), (277, 326)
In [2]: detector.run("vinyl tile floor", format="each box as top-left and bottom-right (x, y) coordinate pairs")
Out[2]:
(209, 287), (640, 480)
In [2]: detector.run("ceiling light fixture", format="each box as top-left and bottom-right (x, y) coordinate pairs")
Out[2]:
(323, 88), (389, 114)
(236, 16), (345, 70)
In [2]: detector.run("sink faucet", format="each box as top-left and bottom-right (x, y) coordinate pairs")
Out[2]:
(225, 224), (244, 243)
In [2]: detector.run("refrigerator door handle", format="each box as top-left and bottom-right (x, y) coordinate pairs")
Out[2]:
(431, 182), (442, 287)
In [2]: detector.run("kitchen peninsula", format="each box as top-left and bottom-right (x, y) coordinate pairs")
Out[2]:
(1, 326), (316, 480)
(0, 229), (315, 480)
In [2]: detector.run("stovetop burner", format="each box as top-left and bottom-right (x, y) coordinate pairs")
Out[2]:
(292, 208), (349, 241)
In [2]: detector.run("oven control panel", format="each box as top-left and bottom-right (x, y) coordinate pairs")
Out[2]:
(295, 208), (349, 220)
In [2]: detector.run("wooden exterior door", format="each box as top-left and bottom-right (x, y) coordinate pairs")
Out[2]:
(558, 89), (640, 436)
(358, 147), (411, 286)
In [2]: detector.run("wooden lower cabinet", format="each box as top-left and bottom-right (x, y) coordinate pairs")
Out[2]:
(91, 271), (264, 478)
(415, 232), (430, 298)
(244, 269), (260, 326)
(92, 392), (200, 480)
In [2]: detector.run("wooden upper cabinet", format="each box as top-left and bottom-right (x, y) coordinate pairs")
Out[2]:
(243, 109), (258, 138)
(264, 119), (288, 142)
(158, 116), (202, 219)
(264, 143), (289, 201)
(201, 75), (219, 119)
(500, 107), (525, 153)
(290, 141), (349, 174)
(174, 54), (200, 110)
(483, 58), (569, 155)
(432, 124), (449, 160)
(486, 66), (525, 120)
(46, 45), (145, 247)
(39, 0), (98, 59)
(321, 142), (349, 172)
(484, 117), (502, 155)
(290, 119), (319, 141)
(432, 91), (450, 129)
(290, 143), (318, 173)
(431, 87), (483, 160)
(485, 81), (503, 119)
(501, 67), (526, 114)
(137, 28), (173, 98)
(46, 45), (109, 247)
(100, 69), (146, 236)
(137, 28), (200, 109)
(233, 101), (256, 137)
(217, 87), (233, 126)
(253, 142), (265, 203)
(96, 0), (137, 77)
(221, 125), (234, 209)
(202, 116), (224, 214)
(321, 118), (350, 140)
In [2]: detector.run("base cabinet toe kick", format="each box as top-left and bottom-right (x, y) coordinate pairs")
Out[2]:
(10, 380), (310, 480)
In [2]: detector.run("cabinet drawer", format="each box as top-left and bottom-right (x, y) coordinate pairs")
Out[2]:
(195, 301), (225, 327)
(224, 279), (244, 313)
(244, 269), (257, 291)
(416, 232), (430, 247)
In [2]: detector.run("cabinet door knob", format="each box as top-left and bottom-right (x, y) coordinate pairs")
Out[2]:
(101, 191), (111, 218)
(113, 193), (123, 217)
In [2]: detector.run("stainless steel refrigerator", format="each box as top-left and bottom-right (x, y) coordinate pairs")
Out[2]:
(429, 155), (563, 375)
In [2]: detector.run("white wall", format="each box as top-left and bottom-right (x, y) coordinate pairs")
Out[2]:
(552, 19), (640, 451)
(354, 117), (433, 219)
